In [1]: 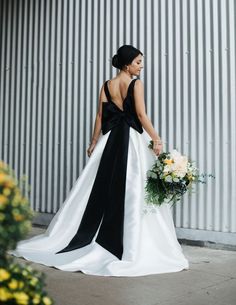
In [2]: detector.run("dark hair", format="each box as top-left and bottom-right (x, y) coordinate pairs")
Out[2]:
(112, 45), (143, 69)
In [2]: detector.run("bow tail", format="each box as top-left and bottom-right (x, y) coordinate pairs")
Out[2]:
(56, 121), (130, 260)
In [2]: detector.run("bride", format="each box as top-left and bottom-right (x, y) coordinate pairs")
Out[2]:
(10, 45), (189, 276)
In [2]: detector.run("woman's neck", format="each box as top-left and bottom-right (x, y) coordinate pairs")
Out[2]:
(119, 70), (133, 79)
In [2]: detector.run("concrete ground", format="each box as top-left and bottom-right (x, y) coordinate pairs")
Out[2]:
(15, 226), (236, 305)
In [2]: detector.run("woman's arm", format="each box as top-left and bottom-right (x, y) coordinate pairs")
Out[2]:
(87, 83), (105, 157)
(133, 79), (163, 155)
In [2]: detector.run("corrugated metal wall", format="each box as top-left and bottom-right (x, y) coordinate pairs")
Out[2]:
(0, 0), (235, 245)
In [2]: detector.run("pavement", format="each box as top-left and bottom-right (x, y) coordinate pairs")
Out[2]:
(15, 226), (236, 305)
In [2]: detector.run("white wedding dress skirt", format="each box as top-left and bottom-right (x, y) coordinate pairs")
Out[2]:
(10, 128), (189, 276)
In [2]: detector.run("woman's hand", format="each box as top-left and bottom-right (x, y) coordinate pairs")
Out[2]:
(153, 140), (163, 156)
(87, 138), (98, 157)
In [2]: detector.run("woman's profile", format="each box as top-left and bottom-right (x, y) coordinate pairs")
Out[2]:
(10, 45), (189, 276)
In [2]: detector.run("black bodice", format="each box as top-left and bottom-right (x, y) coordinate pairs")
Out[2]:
(101, 78), (143, 135)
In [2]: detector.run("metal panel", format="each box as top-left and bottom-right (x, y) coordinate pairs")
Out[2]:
(0, 0), (235, 244)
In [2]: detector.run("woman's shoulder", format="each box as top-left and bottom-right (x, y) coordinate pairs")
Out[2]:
(133, 78), (144, 91)
(133, 78), (143, 84)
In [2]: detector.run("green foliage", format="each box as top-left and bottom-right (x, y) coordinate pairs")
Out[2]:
(0, 263), (53, 305)
(0, 161), (33, 256)
(0, 160), (53, 305)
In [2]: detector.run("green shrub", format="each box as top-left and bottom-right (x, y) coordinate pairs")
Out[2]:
(0, 160), (53, 305)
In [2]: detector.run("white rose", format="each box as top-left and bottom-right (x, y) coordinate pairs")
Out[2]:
(170, 150), (188, 178)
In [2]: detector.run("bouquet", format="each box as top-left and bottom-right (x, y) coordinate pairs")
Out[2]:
(145, 143), (213, 206)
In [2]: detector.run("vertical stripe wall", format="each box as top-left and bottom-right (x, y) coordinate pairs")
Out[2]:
(0, 0), (235, 245)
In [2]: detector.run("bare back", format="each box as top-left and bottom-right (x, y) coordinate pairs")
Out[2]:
(102, 78), (135, 111)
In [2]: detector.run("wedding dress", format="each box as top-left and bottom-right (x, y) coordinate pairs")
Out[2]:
(10, 78), (189, 276)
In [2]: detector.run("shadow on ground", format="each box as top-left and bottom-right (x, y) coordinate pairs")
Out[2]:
(15, 226), (236, 305)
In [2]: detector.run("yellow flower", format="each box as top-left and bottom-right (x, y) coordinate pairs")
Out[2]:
(32, 294), (41, 304)
(0, 287), (11, 301)
(18, 281), (24, 288)
(0, 160), (7, 168)
(0, 268), (11, 281)
(26, 266), (33, 272)
(13, 214), (25, 222)
(13, 266), (20, 273)
(13, 292), (29, 305)
(29, 277), (38, 286)
(5, 180), (15, 189)
(8, 181), (15, 188)
(3, 187), (11, 196)
(12, 208), (20, 215)
(24, 220), (32, 231)
(164, 159), (174, 165)
(42, 296), (52, 305)
(0, 173), (8, 184)
(14, 189), (21, 196)
(13, 194), (22, 203)
(8, 279), (18, 290)
(21, 198), (29, 205)
(0, 194), (8, 205)
(22, 270), (28, 277)
(12, 201), (20, 207)
(0, 172), (15, 188)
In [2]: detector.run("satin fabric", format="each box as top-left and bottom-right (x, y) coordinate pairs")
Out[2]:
(56, 79), (142, 258)
(9, 127), (189, 276)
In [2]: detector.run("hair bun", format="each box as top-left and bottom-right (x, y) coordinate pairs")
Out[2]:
(112, 45), (143, 70)
(112, 54), (121, 69)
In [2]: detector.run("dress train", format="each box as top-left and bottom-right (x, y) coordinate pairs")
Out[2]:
(10, 128), (189, 276)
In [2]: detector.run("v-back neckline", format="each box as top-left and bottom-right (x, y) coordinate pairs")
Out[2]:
(106, 79), (135, 112)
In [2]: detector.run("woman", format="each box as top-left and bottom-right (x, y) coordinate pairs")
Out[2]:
(10, 45), (189, 276)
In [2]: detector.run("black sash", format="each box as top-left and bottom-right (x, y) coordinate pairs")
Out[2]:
(56, 82), (134, 259)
